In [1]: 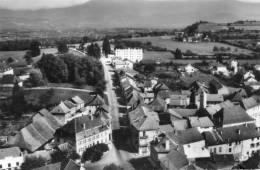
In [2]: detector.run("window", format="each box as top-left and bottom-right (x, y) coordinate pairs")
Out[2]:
(8, 163), (11, 167)
(229, 143), (232, 146)
(16, 162), (19, 166)
(0, 165), (2, 168)
(214, 148), (216, 153)
(251, 143), (255, 148)
(229, 148), (232, 153)
(219, 147), (222, 153)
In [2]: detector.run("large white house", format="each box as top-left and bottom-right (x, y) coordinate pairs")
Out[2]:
(115, 48), (143, 63)
(74, 113), (112, 156)
(0, 147), (24, 170)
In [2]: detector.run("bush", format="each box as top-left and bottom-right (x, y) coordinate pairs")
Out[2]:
(103, 164), (124, 170)
(21, 156), (46, 170)
(81, 143), (109, 163)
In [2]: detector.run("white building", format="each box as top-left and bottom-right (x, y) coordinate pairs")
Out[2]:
(0, 63), (13, 78)
(167, 128), (210, 160)
(204, 123), (260, 161)
(230, 60), (238, 74)
(112, 59), (134, 70)
(115, 48), (143, 63)
(128, 106), (160, 155)
(242, 97), (260, 127)
(184, 64), (197, 74)
(0, 147), (24, 170)
(74, 114), (112, 156)
(213, 64), (229, 76)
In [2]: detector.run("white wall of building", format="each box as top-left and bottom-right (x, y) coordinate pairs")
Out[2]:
(115, 49), (143, 63)
(183, 140), (210, 159)
(76, 127), (112, 156)
(0, 155), (24, 170)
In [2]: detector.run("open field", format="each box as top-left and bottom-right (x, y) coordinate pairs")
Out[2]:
(142, 50), (260, 64)
(0, 48), (57, 67)
(24, 87), (93, 107)
(128, 36), (253, 55)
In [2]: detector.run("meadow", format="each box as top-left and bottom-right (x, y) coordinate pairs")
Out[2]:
(128, 36), (253, 55)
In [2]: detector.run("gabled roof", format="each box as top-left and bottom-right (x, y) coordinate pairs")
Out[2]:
(63, 112), (109, 135)
(169, 95), (189, 106)
(206, 94), (224, 102)
(64, 159), (80, 170)
(63, 100), (77, 109)
(0, 62), (11, 72)
(189, 116), (214, 128)
(204, 123), (260, 146)
(11, 110), (62, 152)
(0, 147), (21, 159)
(206, 100), (234, 116)
(149, 97), (167, 112)
(168, 109), (198, 119)
(33, 162), (61, 170)
(167, 128), (204, 145)
(210, 79), (223, 90)
(129, 106), (159, 131)
(164, 150), (189, 170)
(51, 102), (71, 115)
(71, 96), (84, 104)
(154, 83), (169, 91)
(242, 97), (259, 110)
(222, 106), (255, 126)
(86, 95), (105, 106)
(227, 89), (247, 102)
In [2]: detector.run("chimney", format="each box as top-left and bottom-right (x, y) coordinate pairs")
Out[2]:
(165, 140), (170, 150)
(83, 123), (86, 130)
(236, 129), (241, 135)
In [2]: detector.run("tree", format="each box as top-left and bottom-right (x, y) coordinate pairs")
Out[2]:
(213, 46), (219, 52)
(25, 69), (45, 87)
(175, 48), (182, 59)
(37, 54), (68, 83)
(7, 57), (14, 64)
(30, 41), (41, 57)
(102, 37), (111, 56)
(87, 43), (101, 59)
(57, 41), (69, 54)
(143, 64), (155, 75)
(81, 143), (109, 163)
(103, 164), (124, 170)
(11, 80), (26, 118)
(21, 156), (46, 170)
(24, 51), (33, 65)
(216, 54), (223, 63)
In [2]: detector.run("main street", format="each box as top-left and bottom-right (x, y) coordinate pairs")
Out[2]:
(101, 57), (120, 130)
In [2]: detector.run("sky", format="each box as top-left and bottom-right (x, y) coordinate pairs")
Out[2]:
(0, 0), (260, 10)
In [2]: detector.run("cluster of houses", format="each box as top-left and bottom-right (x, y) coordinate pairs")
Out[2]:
(115, 57), (260, 169)
(0, 93), (111, 170)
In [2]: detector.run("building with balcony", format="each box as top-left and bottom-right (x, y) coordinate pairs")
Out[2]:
(128, 106), (160, 155)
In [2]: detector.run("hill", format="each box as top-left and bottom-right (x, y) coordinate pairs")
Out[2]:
(0, 0), (260, 30)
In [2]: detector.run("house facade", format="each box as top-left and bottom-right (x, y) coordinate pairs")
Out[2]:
(0, 63), (13, 78)
(0, 147), (24, 170)
(128, 106), (160, 155)
(115, 48), (143, 63)
(75, 114), (112, 156)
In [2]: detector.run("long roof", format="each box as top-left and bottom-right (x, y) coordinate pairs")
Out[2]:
(242, 97), (259, 110)
(129, 106), (159, 131)
(167, 128), (204, 145)
(222, 106), (255, 126)
(12, 109), (62, 152)
(204, 123), (260, 146)
(0, 147), (21, 159)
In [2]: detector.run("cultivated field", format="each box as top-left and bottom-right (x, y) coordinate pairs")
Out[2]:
(0, 48), (57, 67)
(128, 36), (253, 55)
